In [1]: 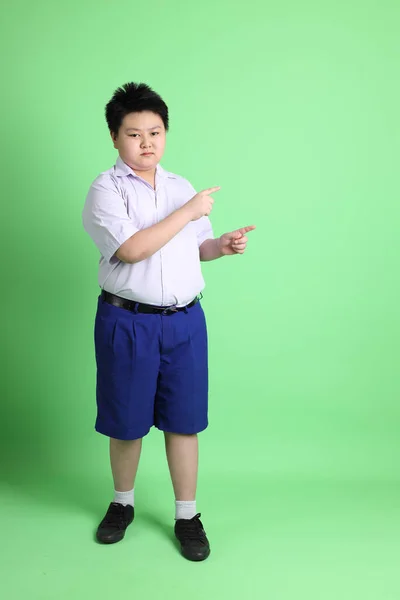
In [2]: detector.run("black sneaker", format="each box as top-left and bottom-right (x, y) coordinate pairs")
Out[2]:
(96, 502), (134, 544)
(174, 513), (211, 561)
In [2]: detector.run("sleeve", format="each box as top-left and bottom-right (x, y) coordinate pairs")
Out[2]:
(186, 181), (215, 247)
(82, 177), (139, 264)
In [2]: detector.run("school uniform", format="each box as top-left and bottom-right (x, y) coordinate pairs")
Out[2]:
(82, 156), (213, 440)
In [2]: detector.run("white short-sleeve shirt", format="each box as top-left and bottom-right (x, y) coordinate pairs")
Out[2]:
(82, 156), (214, 306)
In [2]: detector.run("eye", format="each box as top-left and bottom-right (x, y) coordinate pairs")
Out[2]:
(151, 131), (159, 136)
(128, 133), (139, 138)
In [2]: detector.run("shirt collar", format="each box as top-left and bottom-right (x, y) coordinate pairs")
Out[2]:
(114, 156), (176, 180)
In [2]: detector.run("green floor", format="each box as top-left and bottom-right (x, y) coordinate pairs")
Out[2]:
(1, 433), (399, 600)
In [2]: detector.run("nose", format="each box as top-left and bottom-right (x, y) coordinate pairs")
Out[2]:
(141, 135), (152, 149)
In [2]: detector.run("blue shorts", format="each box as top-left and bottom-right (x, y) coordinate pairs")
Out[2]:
(93, 294), (209, 440)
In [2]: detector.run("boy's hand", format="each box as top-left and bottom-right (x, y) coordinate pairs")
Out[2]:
(184, 187), (221, 221)
(218, 225), (256, 255)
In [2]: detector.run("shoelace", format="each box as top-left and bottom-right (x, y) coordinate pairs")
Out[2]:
(103, 503), (129, 529)
(178, 513), (207, 543)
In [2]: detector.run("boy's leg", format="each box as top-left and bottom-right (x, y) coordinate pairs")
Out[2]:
(164, 432), (198, 501)
(156, 302), (211, 561)
(165, 431), (210, 562)
(96, 437), (142, 544)
(94, 294), (162, 544)
(110, 436), (143, 492)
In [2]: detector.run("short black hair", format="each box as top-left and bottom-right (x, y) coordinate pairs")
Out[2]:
(105, 82), (169, 136)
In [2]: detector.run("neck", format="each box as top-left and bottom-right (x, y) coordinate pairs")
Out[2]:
(140, 170), (156, 189)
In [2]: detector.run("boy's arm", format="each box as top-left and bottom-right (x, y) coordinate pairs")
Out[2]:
(116, 206), (192, 263)
(199, 238), (224, 261)
(117, 187), (219, 263)
(200, 226), (257, 261)
(186, 181), (219, 260)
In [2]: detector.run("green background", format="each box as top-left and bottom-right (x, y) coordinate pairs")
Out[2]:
(1, 0), (399, 598)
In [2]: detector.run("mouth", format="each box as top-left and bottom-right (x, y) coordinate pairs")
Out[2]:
(141, 152), (154, 156)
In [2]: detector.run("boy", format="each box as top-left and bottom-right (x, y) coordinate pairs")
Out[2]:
(82, 82), (255, 561)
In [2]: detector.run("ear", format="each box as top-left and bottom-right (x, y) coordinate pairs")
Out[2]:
(110, 130), (118, 148)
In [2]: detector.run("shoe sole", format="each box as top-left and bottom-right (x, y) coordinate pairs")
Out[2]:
(181, 548), (211, 561)
(96, 527), (131, 544)
(96, 534), (125, 544)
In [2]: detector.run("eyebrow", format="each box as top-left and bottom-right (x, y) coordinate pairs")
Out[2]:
(125, 126), (162, 132)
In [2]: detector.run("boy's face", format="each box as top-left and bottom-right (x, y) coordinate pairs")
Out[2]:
(111, 111), (166, 173)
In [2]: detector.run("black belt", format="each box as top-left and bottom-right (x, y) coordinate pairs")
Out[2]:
(101, 290), (200, 315)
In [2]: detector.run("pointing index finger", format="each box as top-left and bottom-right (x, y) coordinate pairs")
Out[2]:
(238, 225), (256, 235)
(204, 186), (221, 194)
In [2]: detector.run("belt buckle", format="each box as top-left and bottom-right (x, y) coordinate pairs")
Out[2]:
(162, 306), (178, 316)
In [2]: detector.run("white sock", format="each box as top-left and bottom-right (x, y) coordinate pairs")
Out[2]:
(114, 489), (134, 507)
(175, 500), (196, 520)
